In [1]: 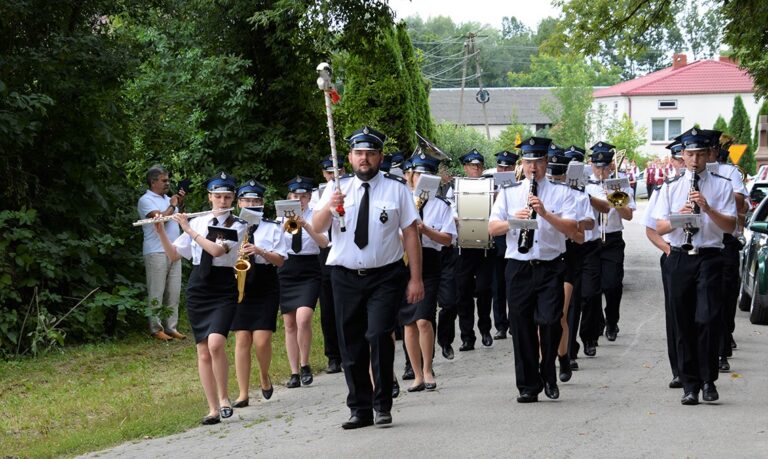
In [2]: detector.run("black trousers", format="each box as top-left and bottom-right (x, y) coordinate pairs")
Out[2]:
(565, 239), (590, 359)
(579, 240), (603, 343)
(332, 262), (408, 418)
(455, 247), (494, 343)
(601, 232), (626, 329)
(506, 258), (565, 395)
(437, 246), (458, 347)
(318, 248), (340, 363)
(664, 249), (722, 393)
(719, 235), (740, 357)
(660, 253), (678, 378)
(492, 253), (509, 333)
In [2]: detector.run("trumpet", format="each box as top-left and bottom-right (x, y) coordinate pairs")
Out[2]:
(132, 208), (234, 226)
(283, 213), (301, 235)
(234, 227), (252, 303)
(517, 176), (537, 254)
(606, 153), (629, 208)
(681, 171), (700, 254)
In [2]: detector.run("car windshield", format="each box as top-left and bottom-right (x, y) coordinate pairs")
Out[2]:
(751, 184), (768, 209)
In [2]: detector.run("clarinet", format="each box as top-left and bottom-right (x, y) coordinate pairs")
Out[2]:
(517, 178), (538, 254)
(680, 171), (700, 253)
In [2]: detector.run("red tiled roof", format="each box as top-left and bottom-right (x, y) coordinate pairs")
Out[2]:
(593, 60), (755, 97)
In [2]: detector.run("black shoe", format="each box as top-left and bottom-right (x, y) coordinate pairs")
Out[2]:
(605, 325), (618, 342)
(544, 381), (560, 400)
(202, 414), (221, 425)
(702, 382), (719, 402)
(558, 355), (572, 382)
(402, 362), (415, 380)
(493, 329), (507, 340)
(681, 391), (699, 405)
(459, 341), (475, 352)
(219, 401), (233, 419)
(300, 365), (313, 385)
(425, 381), (437, 391)
(392, 378), (400, 399)
(327, 359), (342, 374)
(718, 356), (731, 372)
(731, 336), (737, 350)
(374, 410), (392, 426)
(570, 360), (579, 371)
(342, 415), (373, 430)
(286, 373), (300, 388)
(668, 376), (682, 389)
(481, 333), (493, 347)
(232, 398), (249, 408)
(407, 382), (425, 392)
(441, 344), (455, 360)
(584, 340), (597, 357)
(516, 392), (538, 403)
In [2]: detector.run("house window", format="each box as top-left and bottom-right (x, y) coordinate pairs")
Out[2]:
(658, 100), (678, 109)
(651, 118), (682, 141)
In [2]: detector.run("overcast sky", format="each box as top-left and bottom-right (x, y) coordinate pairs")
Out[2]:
(388, 0), (562, 31)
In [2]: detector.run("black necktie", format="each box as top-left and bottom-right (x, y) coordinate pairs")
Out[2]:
(292, 227), (303, 253)
(198, 217), (218, 277)
(419, 199), (427, 245)
(355, 183), (370, 249)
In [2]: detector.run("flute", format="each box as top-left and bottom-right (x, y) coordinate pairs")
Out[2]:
(132, 208), (234, 226)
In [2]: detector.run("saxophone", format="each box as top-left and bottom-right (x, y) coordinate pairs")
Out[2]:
(234, 227), (252, 303)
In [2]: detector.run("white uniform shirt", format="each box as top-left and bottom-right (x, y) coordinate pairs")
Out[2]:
(584, 180), (606, 242)
(587, 174), (637, 234)
(317, 171), (420, 269)
(172, 211), (246, 266)
(489, 178), (578, 261)
(138, 190), (180, 255)
(572, 187), (594, 240)
(417, 195), (457, 250)
(249, 220), (288, 265)
(651, 170), (736, 249)
(718, 163), (748, 236)
(643, 183), (674, 243)
(280, 207), (321, 255)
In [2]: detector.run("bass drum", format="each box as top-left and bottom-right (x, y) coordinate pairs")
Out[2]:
(454, 177), (494, 249)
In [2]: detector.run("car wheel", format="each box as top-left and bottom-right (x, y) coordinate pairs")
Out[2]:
(749, 276), (768, 325)
(738, 275), (752, 312)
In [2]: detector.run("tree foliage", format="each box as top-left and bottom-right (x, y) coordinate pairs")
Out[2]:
(713, 114), (729, 134)
(605, 114), (648, 163)
(753, 100), (768, 147)
(730, 95), (756, 174)
(507, 54), (621, 87)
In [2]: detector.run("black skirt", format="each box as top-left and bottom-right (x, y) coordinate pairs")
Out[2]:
(278, 254), (321, 313)
(231, 263), (280, 332)
(399, 248), (442, 326)
(186, 265), (237, 344)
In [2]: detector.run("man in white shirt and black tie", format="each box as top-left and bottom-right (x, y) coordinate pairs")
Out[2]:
(313, 126), (424, 429)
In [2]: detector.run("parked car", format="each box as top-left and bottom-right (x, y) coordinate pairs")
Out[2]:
(738, 195), (768, 324)
(635, 170), (648, 199)
(746, 180), (768, 222)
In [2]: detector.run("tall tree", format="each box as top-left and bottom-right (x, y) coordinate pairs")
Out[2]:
(713, 115), (729, 134)
(605, 114), (648, 163)
(753, 100), (768, 147)
(396, 21), (434, 141)
(730, 95), (755, 173)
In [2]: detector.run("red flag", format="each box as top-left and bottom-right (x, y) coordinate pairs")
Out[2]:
(329, 87), (341, 104)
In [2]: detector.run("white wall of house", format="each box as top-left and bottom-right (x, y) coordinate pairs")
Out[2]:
(593, 93), (763, 157)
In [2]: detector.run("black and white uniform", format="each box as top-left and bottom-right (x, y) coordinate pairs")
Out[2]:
(231, 219), (288, 332)
(716, 163), (747, 359)
(399, 194), (456, 326)
(436, 183), (460, 348)
(173, 212), (247, 343)
(490, 178), (578, 395)
(577, 182), (607, 348)
(317, 171), (419, 419)
(563, 185), (594, 359)
(314, 182), (341, 364)
(278, 207), (322, 314)
(594, 175), (635, 333)
(652, 169), (736, 394)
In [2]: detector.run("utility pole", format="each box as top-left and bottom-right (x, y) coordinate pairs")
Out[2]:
(457, 32), (490, 140)
(457, 35), (470, 126)
(472, 35), (491, 140)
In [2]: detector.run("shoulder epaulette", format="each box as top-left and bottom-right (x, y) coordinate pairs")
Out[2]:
(481, 173), (494, 179)
(665, 175), (682, 184)
(711, 172), (731, 181)
(570, 185), (585, 192)
(233, 216), (248, 225)
(587, 179), (600, 185)
(500, 181), (522, 189)
(261, 218), (278, 224)
(435, 195), (451, 206)
(549, 180), (568, 187)
(340, 173), (354, 180)
(384, 173), (407, 185)
(653, 184), (663, 191)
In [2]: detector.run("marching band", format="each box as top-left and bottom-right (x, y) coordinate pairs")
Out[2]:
(141, 121), (741, 426)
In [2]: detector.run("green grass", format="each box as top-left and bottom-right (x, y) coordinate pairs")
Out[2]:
(0, 312), (328, 459)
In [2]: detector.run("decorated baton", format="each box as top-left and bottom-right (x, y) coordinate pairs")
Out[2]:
(316, 62), (346, 232)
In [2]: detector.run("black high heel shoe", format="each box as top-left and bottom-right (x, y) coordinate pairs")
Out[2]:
(262, 376), (274, 400)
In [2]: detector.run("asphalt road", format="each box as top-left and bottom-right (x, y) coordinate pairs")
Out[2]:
(86, 201), (768, 458)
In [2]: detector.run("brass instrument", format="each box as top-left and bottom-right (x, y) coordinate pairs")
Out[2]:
(234, 227), (252, 303)
(517, 177), (537, 254)
(415, 188), (430, 212)
(681, 171), (700, 254)
(283, 210), (301, 235)
(606, 152), (629, 208)
(132, 208), (234, 226)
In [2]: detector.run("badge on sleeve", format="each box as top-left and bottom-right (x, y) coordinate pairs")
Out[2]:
(379, 209), (388, 224)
